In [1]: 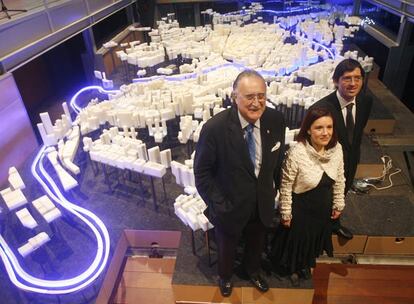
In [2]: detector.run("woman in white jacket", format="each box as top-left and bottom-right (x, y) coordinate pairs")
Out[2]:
(271, 106), (345, 286)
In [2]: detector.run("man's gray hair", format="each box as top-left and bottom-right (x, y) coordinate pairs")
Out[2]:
(232, 69), (266, 91)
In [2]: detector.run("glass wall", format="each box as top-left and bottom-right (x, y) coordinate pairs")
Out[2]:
(360, 0), (401, 40)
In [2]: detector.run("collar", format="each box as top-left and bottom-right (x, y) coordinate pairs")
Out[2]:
(237, 110), (261, 130)
(336, 90), (356, 109)
(304, 140), (339, 163)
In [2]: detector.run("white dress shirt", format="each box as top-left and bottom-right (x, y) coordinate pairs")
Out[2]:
(336, 90), (356, 126)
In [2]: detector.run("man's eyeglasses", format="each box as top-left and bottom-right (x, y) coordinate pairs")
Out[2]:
(341, 76), (363, 83)
(242, 93), (266, 102)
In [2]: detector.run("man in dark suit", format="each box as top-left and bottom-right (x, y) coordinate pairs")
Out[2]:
(194, 70), (285, 297)
(312, 58), (373, 240)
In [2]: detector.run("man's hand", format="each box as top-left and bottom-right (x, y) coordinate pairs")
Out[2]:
(281, 218), (291, 227)
(331, 209), (341, 219)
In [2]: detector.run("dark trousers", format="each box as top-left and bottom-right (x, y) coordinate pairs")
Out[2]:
(214, 214), (266, 280)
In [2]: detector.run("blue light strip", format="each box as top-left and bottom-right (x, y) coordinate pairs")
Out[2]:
(312, 41), (335, 59)
(132, 62), (246, 83)
(260, 8), (312, 15)
(70, 85), (120, 114)
(0, 145), (110, 294)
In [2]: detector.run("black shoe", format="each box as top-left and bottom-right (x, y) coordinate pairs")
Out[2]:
(249, 274), (269, 292)
(290, 272), (300, 287)
(218, 278), (233, 297)
(335, 226), (353, 240)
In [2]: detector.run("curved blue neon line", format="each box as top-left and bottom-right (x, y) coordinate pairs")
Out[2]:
(0, 147), (104, 289)
(70, 85), (120, 113)
(0, 146), (110, 293)
(312, 40), (335, 60)
(132, 62), (246, 83)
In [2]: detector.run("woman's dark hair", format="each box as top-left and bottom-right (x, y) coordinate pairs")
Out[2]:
(332, 58), (365, 82)
(296, 106), (338, 150)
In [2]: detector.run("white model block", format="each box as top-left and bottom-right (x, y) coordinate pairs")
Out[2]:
(32, 195), (62, 223)
(117, 110), (135, 128)
(194, 108), (203, 119)
(8, 167), (25, 190)
(0, 187), (27, 211)
(137, 69), (147, 77)
(197, 214), (210, 231)
(15, 208), (38, 229)
(171, 161), (184, 185)
(102, 79), (113, 89)
(184, 186), (197, 195)
(186, 212), (199, 231)
(173, 194), (213, 231)
(82, 137), (93, 152)
(131, 158), (146, 173)
(180, 167), (191, 187)
(143, 161), (166, 178)
(63, 138), (79, 162)
(154, 132), (164, 143)
(160, 149), (172, 168)
(193, 122), (204, 143)
(48, 151), (78, 191)
(62, 159), (80, 175)
(175, 207), (188, 226)
(181, 167), (194, 187)
(181, 199), (194, 212)
(147, 146), (161, 163)
(184, 159), (193, 168)
(18, 243), (34, 257)
(47, 150), (59, 166)
(62, 102), (72, 124)
(37, 123), (57, 146)
(32, 195), (52, 213)
(18, 232), (50, 257)
(39, 112), (54, 135)
(202, 109), (211, 121)
(156, 67), (173, 75)
(213, 106), (224, 116)
(175, 194), (190, 204)
(44, 208), (62, 223)
(160, 108), (175, 120)
(94, 70), (103, 79)
(66, 125), (79, 140)
(158, 120), (166, 135)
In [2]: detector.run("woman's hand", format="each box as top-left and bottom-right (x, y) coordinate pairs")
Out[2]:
(331, 209), (341, 219)
(281, 218), (291, 227)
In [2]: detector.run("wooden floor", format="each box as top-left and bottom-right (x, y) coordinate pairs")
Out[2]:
(112, 256), (176, 303)
(312, 263), (414, 304)
(111, 257), (414, 304)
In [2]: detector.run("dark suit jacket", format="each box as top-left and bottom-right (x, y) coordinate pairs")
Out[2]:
(194, 106), (285, 236)
(312, 91), (373, 192)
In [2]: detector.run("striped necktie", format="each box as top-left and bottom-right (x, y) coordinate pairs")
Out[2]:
(245, 123), (256, 167)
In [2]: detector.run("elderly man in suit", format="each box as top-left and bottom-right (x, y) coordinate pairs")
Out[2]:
(194, 70), (285, 297)
(312, 58), (373, 240)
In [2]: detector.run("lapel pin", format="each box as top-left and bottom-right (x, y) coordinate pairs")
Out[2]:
(266, 129), (270, 134)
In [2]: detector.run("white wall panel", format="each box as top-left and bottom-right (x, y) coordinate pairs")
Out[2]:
(87, 0), (114, 13)
(48, 0), (88, 30)
(0, 12), (52, 57)
(0, 0), (134, 72)
(0, 73), (38, 186)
